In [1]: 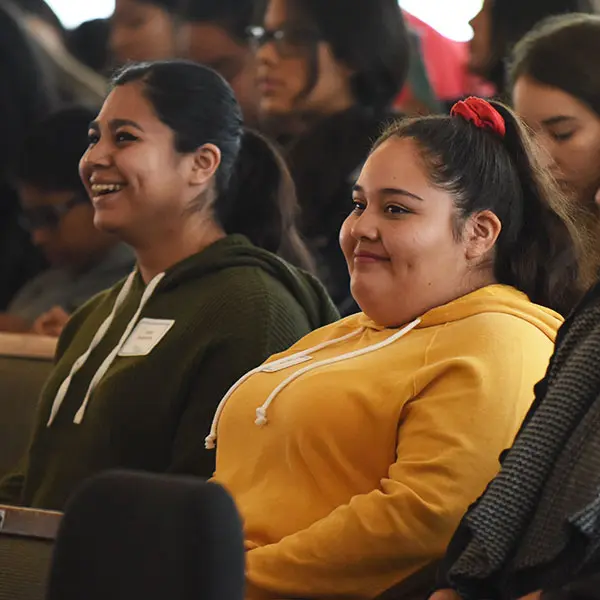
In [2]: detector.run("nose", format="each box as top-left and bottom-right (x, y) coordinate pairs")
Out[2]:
(256, 38), (279, 67)
(80, 137), (112, 172)
(350, 207), (380, 241)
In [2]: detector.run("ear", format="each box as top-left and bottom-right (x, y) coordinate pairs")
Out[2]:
(463, 209), (502, 261)
(189, 143), (222, 188)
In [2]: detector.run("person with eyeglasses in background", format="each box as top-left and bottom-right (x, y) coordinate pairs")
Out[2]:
(0, 107), (135, 336)
(248, 0), (410, 315)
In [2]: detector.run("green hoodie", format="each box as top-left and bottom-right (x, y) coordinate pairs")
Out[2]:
(0, 235), (338, 510)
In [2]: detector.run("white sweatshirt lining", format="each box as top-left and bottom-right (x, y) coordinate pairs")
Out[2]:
(205, 318), (420, 449)
(47, 271), (165, 427)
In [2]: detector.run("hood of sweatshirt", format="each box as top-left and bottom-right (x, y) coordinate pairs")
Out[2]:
(159, 235), (339, 330)
(356, 284), (562, 342)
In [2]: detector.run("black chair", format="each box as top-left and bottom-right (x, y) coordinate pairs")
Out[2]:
(0, 504), (62, 600)
(46, 470), (245, 600)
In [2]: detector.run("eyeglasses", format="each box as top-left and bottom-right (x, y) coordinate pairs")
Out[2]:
(19, 194), (90, 232)
(246, 25), (322, 58)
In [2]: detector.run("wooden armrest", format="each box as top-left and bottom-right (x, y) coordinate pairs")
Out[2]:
(0, 333), (56, 360)
(0, 504), (62, 540)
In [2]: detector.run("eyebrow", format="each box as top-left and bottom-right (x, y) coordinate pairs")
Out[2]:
(353, 184), (424, 202)
(88, 118), (145, 132)
(541, 115), (576, 127)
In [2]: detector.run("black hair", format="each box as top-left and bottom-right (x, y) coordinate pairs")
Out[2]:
(66, 19), (111, 74)
(509, 13), (600, 116)
(486, 0), (594, 93)
(179, 0), (254, 43)
(133, 0), (183, 13)
(111, 60), (314, 269)
(255, 0), (410, 113)
(13, 106), (96, 194)
(375, 101), (583, 315)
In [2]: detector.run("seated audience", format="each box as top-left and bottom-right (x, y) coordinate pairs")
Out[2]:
(0, 0), (57, 310)
(0, 107), (135, 335)
(250, 0), (410, 315)
(179, 0), (259, 125)
(0, 60), (337, 511)
(208, 98), (580, 599)
(510, 13), (600, 287)
(110, 0), (181, 65)
(469, 0), (593, 97)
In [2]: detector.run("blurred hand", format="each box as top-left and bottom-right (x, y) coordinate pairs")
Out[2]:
(31, 306), (71, 338)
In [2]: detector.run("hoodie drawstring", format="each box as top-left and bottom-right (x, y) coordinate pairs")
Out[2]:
(205, 328), (364, 449)
(47, 271), (166, 427)
(205, 318), (421, 449)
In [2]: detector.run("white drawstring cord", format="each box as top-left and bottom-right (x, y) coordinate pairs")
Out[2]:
(205, 319), (421, 449)
(251, 318), (421, 428)
(47, 271), (165, 426)
(204, 328), (364, 449)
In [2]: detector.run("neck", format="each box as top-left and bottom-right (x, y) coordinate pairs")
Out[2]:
(133, 216), (226, 284)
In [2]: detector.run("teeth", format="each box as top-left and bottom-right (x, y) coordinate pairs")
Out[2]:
(90, 183), (125, 194)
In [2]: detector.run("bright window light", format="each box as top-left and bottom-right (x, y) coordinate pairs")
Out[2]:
(45, 0), (115, 29)
(400, 0), (483, 41)
(46, 0), (482, 41)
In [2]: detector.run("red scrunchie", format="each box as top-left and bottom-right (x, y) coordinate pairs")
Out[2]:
(450, 96), (506, 138)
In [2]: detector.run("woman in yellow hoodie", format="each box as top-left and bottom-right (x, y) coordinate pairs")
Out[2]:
(207, 98), (582, 599)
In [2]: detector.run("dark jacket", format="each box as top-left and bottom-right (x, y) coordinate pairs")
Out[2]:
(0, 235), (338, 510)
(437, 280), (600, 600)
(285, 107), (399, 316)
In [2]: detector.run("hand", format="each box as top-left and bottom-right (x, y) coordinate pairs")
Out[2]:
(429, 590), (461, 600)
(31, 306), (71, 338)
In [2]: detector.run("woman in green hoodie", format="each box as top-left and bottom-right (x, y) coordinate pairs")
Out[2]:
(0, 60), (338, 511)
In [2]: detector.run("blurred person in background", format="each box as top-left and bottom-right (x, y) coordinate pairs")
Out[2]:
(67, 18), (111, 75)
(469, 0), (594, 97)
(179, 0), (259, 125)
(510, 13), (600, 289)
(250, 0), (410, 314)
(0, 107), (135, 335)
(110, 0), (182, 65)
(0, 0), (58, 310)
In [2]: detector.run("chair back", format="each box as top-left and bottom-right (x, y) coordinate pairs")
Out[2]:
(0, 334), (56, 478)
(46, 470), (245, 600)
(0, 504), (61, 600)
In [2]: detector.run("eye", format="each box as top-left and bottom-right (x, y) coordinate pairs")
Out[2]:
(352, 198), (366, 212)
(115, 131), (139, 144)
(87, 131), (99, 146)
(384, 204), (410, 215)
(551, 131), (574, 142)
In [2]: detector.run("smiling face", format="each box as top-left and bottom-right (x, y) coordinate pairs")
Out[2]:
(339, 136), (499, 327)
(513, 75), (600, 210)
(79, 82), (208, 245)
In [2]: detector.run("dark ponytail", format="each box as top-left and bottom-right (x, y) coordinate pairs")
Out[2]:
(216, 129), (315, 272)
(375, 102), (583, 315)
(112, 60), (314, 272)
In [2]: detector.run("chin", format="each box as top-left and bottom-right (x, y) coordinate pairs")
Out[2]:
(93, 212), (125, 236)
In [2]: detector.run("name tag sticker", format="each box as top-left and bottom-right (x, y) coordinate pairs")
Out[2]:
(118, 318), (175, 357)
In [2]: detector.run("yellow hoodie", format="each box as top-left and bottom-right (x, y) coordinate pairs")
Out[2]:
(209, 285), (562, 599)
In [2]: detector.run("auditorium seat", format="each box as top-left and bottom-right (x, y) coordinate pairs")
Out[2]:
(0, 334), (56, 478)
(0, 504), (61, 600)
(46, 471), (245, 600)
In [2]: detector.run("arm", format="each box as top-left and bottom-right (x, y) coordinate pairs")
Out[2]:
(246, 353), (538, 599)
